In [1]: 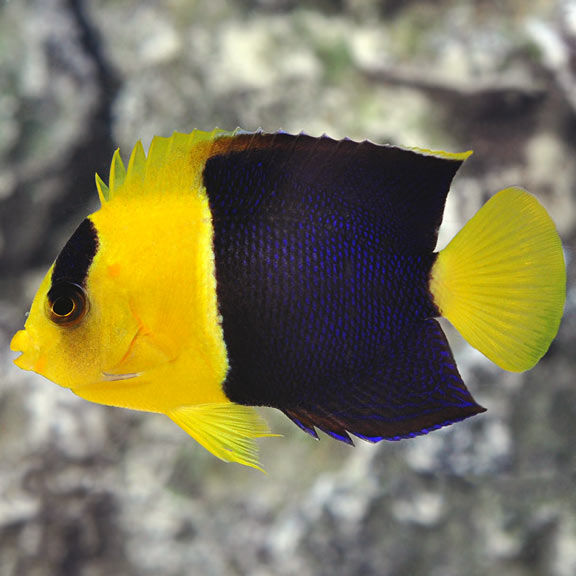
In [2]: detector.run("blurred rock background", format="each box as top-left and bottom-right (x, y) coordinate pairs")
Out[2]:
(1, 0), (575, 574)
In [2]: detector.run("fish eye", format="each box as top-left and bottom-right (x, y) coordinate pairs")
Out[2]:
(45, 282), (89, 326)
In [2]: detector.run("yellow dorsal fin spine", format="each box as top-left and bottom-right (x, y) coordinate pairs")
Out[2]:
(109, 149), (126, 198)
(430, 187), (566, 372)
(145, 135), (171, 182)
(125, 140), (146, 189)
(95, 129), (232, 204)
(95, 173), (110, 203)
(168, 403), (280, 472)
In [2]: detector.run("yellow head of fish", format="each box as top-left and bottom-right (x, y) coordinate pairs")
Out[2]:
(11, 239), (142, 392)
(11, 132), (232, 411)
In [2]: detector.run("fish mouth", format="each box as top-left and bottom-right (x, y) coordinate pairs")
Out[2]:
(10, 330), (36, 371)
(10, 329), (28, 354)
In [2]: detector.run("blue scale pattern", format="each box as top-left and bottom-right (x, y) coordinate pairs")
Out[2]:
(203, 134), (485, 443)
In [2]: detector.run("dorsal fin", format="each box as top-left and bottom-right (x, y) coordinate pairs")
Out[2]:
(95, 130), (472, 253)
(95, 129), (233, 204)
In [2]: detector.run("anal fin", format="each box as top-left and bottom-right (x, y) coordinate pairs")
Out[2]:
(283, 319), (485, 443)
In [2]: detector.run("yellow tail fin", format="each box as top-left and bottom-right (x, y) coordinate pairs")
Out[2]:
(430, 187), (566, 372)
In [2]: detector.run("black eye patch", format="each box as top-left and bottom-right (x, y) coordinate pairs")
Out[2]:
(51, 218), (99, 288)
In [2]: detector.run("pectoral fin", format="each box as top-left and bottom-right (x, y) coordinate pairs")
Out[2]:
(106, 326), (177, 377)
(167, 403), (278, 472)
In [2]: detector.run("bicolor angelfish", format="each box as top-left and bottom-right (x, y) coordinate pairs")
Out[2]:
(11, 130), (566, 470)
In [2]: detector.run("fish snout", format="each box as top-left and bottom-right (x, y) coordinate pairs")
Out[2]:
(10, 329), (38, 371)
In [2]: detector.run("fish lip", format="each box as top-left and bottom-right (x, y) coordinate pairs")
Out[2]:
(10, 329), (29, 354)
(12, 350), (28, 370)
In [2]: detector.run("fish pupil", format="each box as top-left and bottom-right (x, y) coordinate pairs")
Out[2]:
(52, 296), (75, 317)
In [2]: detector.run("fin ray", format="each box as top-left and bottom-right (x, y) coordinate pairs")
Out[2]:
(109, 149), (126, 197)
(95, 173), (110, 204)
(125, 140), (147, 188)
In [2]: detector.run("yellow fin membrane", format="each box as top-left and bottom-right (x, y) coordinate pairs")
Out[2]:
(430, 187), (566, 372)
(167, 403), (278, 472)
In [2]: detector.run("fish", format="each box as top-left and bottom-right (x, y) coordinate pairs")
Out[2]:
(10, 129), (566, 471)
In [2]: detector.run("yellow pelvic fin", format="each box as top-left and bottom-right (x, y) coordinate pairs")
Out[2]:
(430, 187), (566, 372)
(167, 403), (279, 472)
